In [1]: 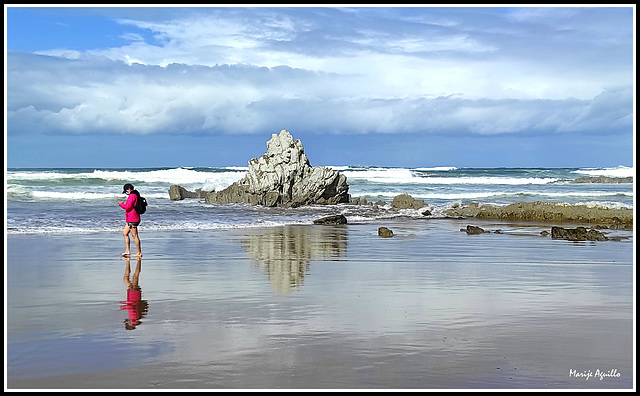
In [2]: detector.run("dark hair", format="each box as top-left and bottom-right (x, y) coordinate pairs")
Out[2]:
(122, 183), (134, 193)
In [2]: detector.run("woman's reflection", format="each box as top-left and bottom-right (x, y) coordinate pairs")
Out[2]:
(120, 256), (148, 330)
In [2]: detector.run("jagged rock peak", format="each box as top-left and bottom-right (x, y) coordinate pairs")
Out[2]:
(205, 130), (350, 207)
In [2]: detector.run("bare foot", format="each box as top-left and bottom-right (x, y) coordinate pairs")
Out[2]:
(131, 253), (143, 258)
(121, 252), (130, 257)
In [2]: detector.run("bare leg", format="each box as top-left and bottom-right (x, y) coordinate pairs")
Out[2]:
(122, 224), (131, 256)
(130, 226), (142, 257)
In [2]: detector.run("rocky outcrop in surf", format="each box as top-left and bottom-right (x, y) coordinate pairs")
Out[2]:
(205, 130), (349, 207)
(445, 201), (632, 229)
(313, 214), (348, 225)
(551, 226), (609, 241)
(571, 176), (633, 183)
(391, 193), (426, 210)
(169, 185), (211, 200)
(378, 227), (394, 238)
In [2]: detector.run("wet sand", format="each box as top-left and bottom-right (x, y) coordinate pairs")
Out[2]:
(5, 218), (635, 390)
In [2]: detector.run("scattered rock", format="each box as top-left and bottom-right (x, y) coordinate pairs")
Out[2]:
(540, 230), (549, 236)
(378, 227), (394, 238)
(465, 225), (486, 235)
(206, 130), (349, 207)
(551, 226), (608, 241)
(421, 209), (432, 216)
(391, 194), (426, 210)
(351, 197), (372, 206)
(313, 214), (348, 225)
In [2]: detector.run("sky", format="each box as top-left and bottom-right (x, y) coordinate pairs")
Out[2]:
(4, 5), (636, 168)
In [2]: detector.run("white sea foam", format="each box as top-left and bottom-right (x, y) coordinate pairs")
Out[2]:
(6, 167), (247, 185)
(350, 190), (633, 201)
(575, 201), (633, 210)
(31, 191), (124, 200)
(5, 219), (315, 235)
(91, 168), (247, 186)
(341, 168), (416, 183)
(350, 191), (501, 200)
(411, 166), (458, 171)
(573, 165), (633, 178)
(341, 167), (558, 185)
(411, 177), (559, 185)
(348, 175), (557, 185)
(23, 190), (169, 200)
(221, 166), (250, 171)
(6, 170), (87, 181)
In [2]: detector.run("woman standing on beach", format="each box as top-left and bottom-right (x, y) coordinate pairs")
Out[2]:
(119, 183), (142, 258)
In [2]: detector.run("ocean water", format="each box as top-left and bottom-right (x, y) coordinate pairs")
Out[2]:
(5, 165), (634, 235)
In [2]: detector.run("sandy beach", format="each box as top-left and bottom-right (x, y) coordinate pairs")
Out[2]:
(6, 217), (634, 390)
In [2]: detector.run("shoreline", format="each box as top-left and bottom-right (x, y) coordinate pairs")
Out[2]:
(5, 198), (634, 237)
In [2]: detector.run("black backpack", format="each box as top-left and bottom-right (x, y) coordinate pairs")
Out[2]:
(132, 190), (148, 215)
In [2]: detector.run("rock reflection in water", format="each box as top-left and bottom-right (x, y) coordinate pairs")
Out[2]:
(243, 225), (347, 294)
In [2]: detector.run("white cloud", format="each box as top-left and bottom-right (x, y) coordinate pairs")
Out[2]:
(121, 32), (145, 42)
(7, 49), (632, 138)
(6, 7), (634, 139)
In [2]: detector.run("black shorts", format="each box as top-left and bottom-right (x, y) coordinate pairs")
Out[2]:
(127, 222), (140, 228)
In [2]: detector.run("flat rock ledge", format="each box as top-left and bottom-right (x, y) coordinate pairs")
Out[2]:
(206, 130), (349, 208)
(572, 176), (633, 184)
(445, 201), (632, 229)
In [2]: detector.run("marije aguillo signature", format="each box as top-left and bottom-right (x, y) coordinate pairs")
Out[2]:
(120, 256), (148, 330)
(569, 368), (621, 381)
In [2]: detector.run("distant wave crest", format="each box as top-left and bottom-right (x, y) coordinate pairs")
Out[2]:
(342, 167), (558, 185)
(573, 165), (633, 178)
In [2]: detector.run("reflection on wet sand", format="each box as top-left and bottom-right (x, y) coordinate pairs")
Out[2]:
(243, 225), (348, 294)
(120, 257), (148, 330)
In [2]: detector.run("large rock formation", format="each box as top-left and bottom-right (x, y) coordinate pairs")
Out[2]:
(206, 130), (349, 207)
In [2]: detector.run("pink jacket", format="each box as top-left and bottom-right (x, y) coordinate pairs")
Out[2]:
(119, 193), (141, 222)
